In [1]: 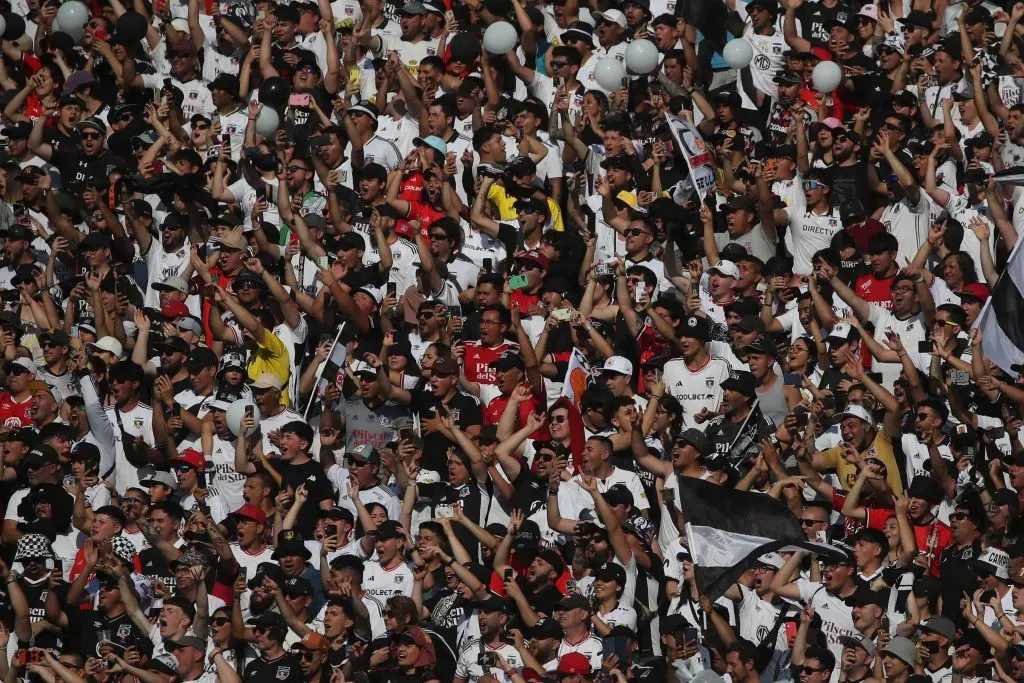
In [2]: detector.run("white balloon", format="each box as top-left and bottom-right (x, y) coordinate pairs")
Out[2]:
(482, 21), (517, 54)
(625, 39), (659, 75)
(254, 106), (280, 137)
(722, 38), (753, 69)
(594, 58), (627, 92)
(0, 16), (7, 39)
(811, 60), (842, 93)
(226, 399), (260, 438)
(56, 0), (89, 40)
(52, 17), (62, 33)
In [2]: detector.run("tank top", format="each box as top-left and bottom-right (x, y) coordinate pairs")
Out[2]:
(756, 374), (789, 426)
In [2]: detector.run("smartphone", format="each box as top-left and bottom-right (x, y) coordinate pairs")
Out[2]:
(509, 274), (529, 290)
(398, 427), (413, 442)
(633, 284), (644, 305)
(477, 652), (497, 667)
(387, 282), (397, 298)
(551, 307), (571, 322)
(483, 258), (492, 273)
(663, 487), (675, 505)
(917, 340), (934, 353)
(244, 404), (254, 422)
(93, 28), (108, 41)
(348, 67), (361, 88)
(681, 626), (700, 644)
(309, 134), (331, 148)
(239, 566), (247, 580)
(288, 93), (311, 108)
(163, 77), (172, 90)
(793, 411), (810, 427)
(315, 255), (329, 269)
(254, 185), (266, 202)
(197, 469), (207, 489)
(436, 504), (454, 519)
(221, 133), (231, 146)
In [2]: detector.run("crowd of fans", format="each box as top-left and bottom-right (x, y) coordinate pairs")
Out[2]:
(0, 0), (1024, 681)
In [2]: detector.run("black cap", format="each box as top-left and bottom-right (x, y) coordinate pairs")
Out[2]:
(594, 562), (627, 585)
(272, 530), (312, 560)
(720, 369), (757, 396)
(773, 70), (803, 86)
(743, 337), (777, 357)
(903, 9), (934, 28)
(603, 484), (634, 507)
(678, 315), (709, 341)
(489, 351), (525, 371)
(186, 346), (219, 372)
(527, 617), (564, 640)
(845, 587), (887, 607)
(360, 163), (388, 183)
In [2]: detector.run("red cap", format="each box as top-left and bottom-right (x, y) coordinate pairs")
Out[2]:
(232, 503), (268, 525)
(959, 282), (990, 304)
(810, 47), (832, 62)
(171, 448), (206, 470)
(516, 250), (550, 271)
(556, 653), (592, 676)
(161, 301), (190, 319)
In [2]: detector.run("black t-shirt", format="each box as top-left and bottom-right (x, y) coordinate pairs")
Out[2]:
(139, 546), (177, 594)
(797, 1), (850, 47)
(276, 460), (335, 536)
(508, 466), (547, 518)
(50, 148), (123, 196)
(419, 480), (487, 556)
(822, 161), (871, 213)
(80, 611), (149, 659)
(938, 540), (983, 628)
(19, 575), (66, 649)
(704, 408), (777, 468)
(243, 652), (304, 683)
(409, 389), (482, 473)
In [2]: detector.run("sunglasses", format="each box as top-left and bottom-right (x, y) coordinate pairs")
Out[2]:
(623, 228), (650, 237)
(915, 412), (934, 421)
(881, 122), (902, 131)
(252, 626), (270, 634)
(174, 464), (195, 473)
(535, 453), (554, 462)
(800, 518), (824, 526)
(417, 311), (434, 320)
(949, 512), (968, 521)
(80, 132), (102, 140)
(428, 233), (448, 241)
(551, 61), (568, 68)
(802, 180), (825, 190)
(550, 414), (568, 424)
(236, 281), (261, 290)
(517, 206), (538, 214)
(211, 617), (230, 626)
(519, 262), (542, 271)
(295, 651), (319, 661)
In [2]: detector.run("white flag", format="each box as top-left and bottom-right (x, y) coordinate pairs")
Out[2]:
(665, 114), (717, 203)
(560, 348), (591, 408)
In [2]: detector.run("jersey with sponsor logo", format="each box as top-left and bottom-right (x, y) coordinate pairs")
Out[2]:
(663, 355), (731, 432)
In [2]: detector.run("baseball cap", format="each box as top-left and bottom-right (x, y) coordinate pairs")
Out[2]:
(708, 261), (739, 279)
(556, 653), (592, 676)
(232, 503), (268, 525)
(601, 356), (633, 376)
(678, 315), (709, 341)
(489, 351), (525, 372)
(835, 404), (873, 424)
(170, 448), (206, 470)
(592, 8), (627, 27)
(721, 370), (756, 396)
(251, 373), (285, 391)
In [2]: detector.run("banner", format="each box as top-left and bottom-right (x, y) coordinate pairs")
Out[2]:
(304, 324), (347, 419)
(665, 114), (717, 203)
(560, 348), (591, 409)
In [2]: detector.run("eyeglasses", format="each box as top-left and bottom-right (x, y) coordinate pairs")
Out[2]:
(297, 65), (319, 74)
(857, 16), (874, 23)
(41, 342), (59, 349)
(551, 61), (568, 69)
(519, 263), (542, 272)
(796, 666), (827, 675)
(285, 165), (308, 173)
(800, 518), (824, 526)
(428, 233), (448, 241)
(535, 453), (553, 462)
(881, 122), (902, 131)
(623, 228), (650, 237)
(211, 617), (230, 626)
(80, 132), (102, 140)
(383, 609), (394, 617)
(479, 319), (500, 326)
(949, 512), (968, 521)
(934, 319), (958, 327)
(550, 414), (568, 424)
(802, 180), (825, 190)
(252, 626), (270, 634)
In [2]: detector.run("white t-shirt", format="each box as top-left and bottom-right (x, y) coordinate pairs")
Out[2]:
(663, 355), (732, 431)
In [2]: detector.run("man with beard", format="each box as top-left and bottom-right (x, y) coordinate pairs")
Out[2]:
(938, 499), (985, 622)
(130, 201), (190, 308)
(454, 592), (523, 683)
(499, 543), (566, 628)
(337, 360), (412, 453)
(81, 360), (160, 495)
(28, 117), (121, 198)
(408, 300), (444, 364)
(704, 370), (778, 469)
(289, 632), (331, 683)
(37, 330), (77, 400)
(3, 445), (70, 544)
(416, 548), (489, 637)
(764, 71), (818, 145)
(0, 358), (37, 428)
(242, 611), (304, 683)
(0, 225), (42, 291)
(771, 549), (859, 668)
(137, 501), (187, 593)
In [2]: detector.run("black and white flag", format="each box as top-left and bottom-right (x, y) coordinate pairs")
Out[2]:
(677, 478), (838, 600)
(975, 234), (1024, 377)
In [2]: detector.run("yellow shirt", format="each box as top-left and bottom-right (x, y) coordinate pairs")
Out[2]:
(818, 427), (903, 493)
(247, 329), (291, 404)
(487, 184), (564, 232)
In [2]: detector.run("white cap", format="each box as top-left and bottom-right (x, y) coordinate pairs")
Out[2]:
(827, 322), (854, 343)
(88, 336), (124, 359)
(974, 547), (1010, 579)
(708, 260), (739, 279)
(756, 552), (785, 570)
(602, 356), (633, 376)
(593, 8), (627, 28)
(251, 373), (284, 390)
(10, 357), (37, 375)
(354, 285), (384, 305)
(857, 4), (879, 20)
(836, 404), (873, 424)
(350, 360), (377, 377)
